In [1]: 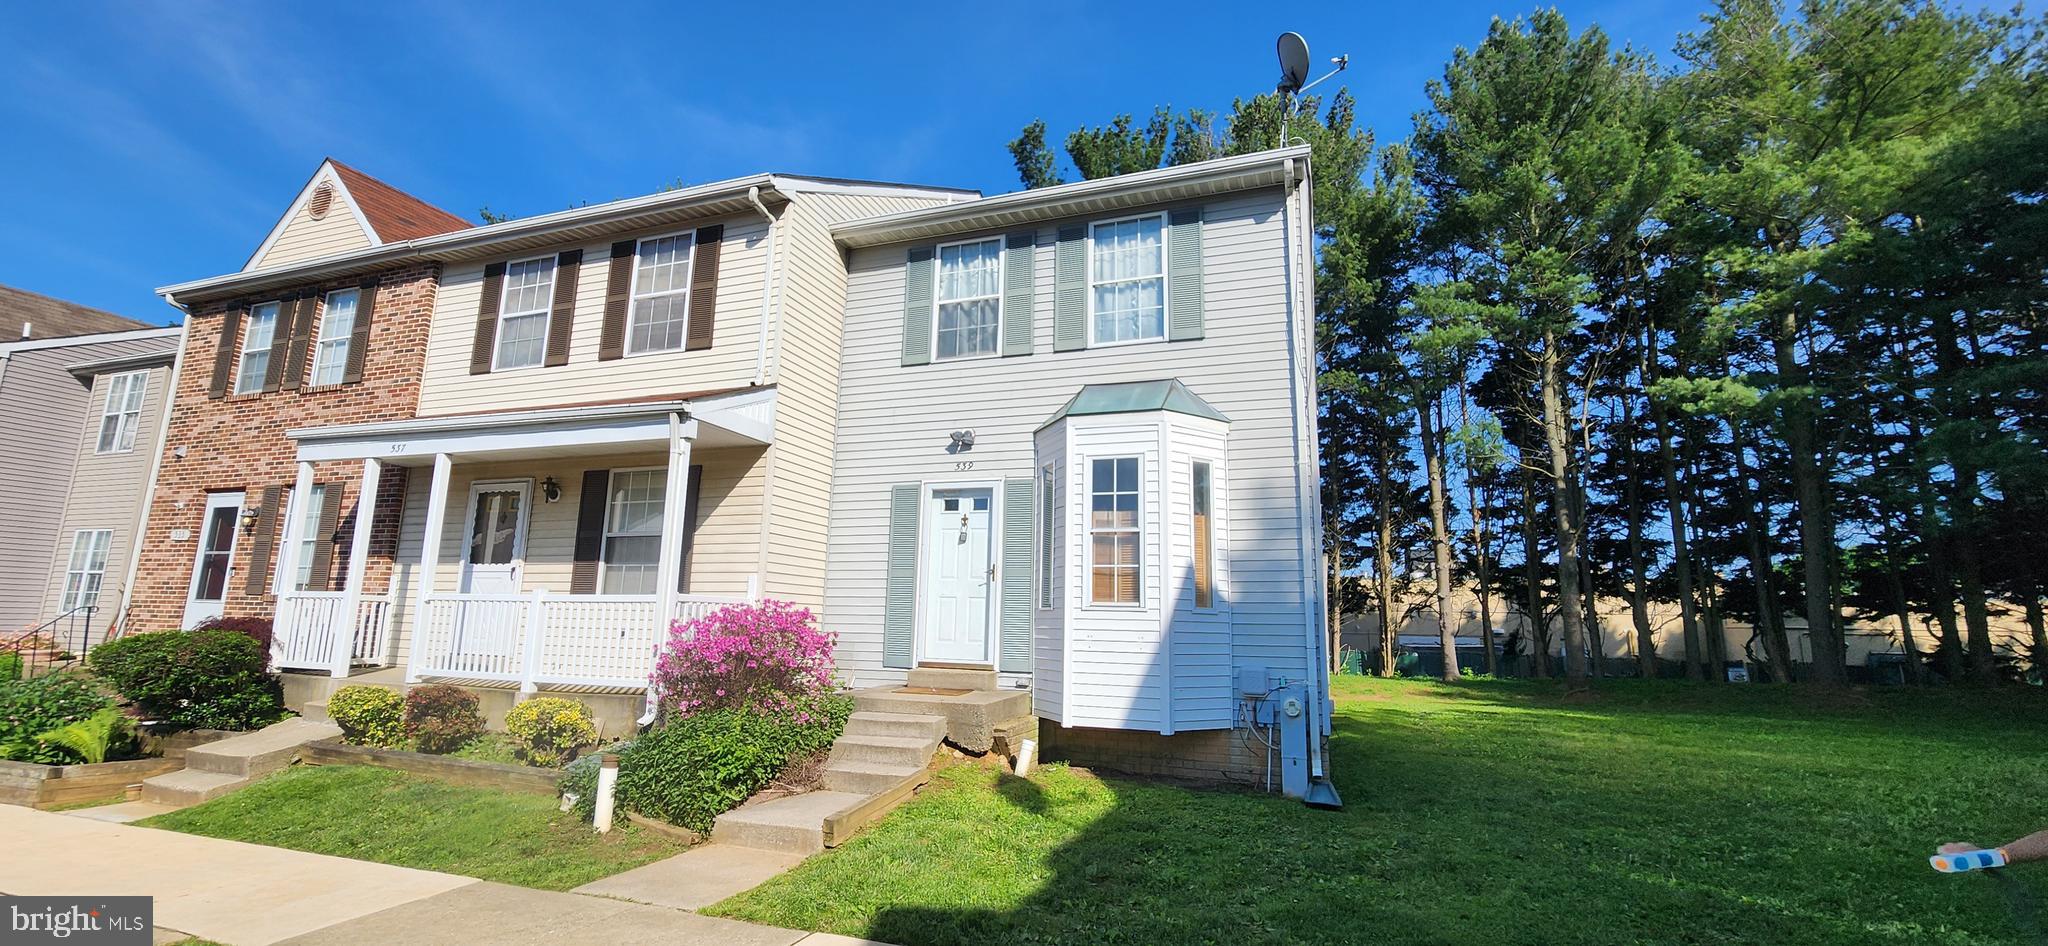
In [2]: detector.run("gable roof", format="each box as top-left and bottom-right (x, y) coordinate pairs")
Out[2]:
(0, 283), (151, 340)
(1037, 379), (1230, 431)
(327, 160), (472, 242)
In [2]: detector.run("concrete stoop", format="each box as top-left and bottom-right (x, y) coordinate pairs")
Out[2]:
(850, 685), (1030, 755)
(139, 717), (341, 807)
(711, 710), (947, 855)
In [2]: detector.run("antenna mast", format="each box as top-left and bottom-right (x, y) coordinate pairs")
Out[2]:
(1275, 31), (1349, 146)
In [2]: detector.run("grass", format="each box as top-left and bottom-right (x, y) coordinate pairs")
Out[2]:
(709, 676), (2048, 946)
(139, 765), (685, 890)
(447, 732), (529, 766)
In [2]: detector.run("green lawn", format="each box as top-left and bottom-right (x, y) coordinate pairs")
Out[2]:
(709, 676), (2048, 945)
(139, 765), (685, 890)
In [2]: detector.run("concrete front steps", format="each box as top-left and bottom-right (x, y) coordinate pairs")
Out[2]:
(711, 710), (947, 855)
(140, 717), (341, 807)
(849, 668), (1031, 754)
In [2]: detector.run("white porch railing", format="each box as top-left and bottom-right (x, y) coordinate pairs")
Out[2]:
(412, 590), (749, 691)
(274, 592), (393, 671)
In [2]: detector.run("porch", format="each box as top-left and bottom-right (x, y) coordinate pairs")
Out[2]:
(268, 392), (775, 700)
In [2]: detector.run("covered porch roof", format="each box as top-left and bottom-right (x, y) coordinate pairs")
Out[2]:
(285, 387), (775, 464)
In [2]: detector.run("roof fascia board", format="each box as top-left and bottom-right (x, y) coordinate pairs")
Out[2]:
(0, 325), (181, 355)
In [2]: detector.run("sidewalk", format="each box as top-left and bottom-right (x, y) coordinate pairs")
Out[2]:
(0, 805), (881, 946)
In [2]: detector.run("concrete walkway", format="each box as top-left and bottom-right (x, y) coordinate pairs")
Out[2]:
(0, 805), (885, 946)
(574, 843), (807, 910)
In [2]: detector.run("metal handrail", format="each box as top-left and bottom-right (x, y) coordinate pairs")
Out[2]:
(5, 604), (98, 677)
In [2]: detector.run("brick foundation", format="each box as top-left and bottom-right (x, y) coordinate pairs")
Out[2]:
(125, 265), (439, 633)
(1037, 723), (1273, 789)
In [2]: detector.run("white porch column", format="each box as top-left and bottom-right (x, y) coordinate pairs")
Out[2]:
(272, 460), (317, 666)
(405, 452), (454, 683)
(330, 458), (382, 678)
(654, 414), (696, 631)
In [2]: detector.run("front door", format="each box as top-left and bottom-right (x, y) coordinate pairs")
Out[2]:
(183, 492), (243, 628)
(460, 481), (530, 594)
(921, 486), (994, 664)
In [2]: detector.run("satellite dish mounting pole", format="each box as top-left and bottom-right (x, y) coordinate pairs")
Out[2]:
(1274, 31), (1348, 146)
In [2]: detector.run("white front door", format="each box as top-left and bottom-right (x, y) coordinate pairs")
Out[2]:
(921, 486), (994, 664)
(460, 481), (530, 595)
(183, 492), (243, 628)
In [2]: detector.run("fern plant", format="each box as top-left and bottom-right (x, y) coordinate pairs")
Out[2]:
(36, 707), (127, 764)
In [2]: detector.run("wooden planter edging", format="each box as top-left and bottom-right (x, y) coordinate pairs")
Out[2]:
(301, 740), (563, 796)
(0, 757), (181, 810)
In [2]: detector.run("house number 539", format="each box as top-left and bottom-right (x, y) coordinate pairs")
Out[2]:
(954, 461), (973, 471)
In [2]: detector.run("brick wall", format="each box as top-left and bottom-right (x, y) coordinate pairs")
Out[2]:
(1038, 724), (1273, 788)
(125, 264), (438, 633)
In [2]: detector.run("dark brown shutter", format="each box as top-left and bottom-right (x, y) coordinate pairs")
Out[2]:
(599, 240), (634, 361)
(342, 277), (378, 384)
(262, 293), (298, 393)
(304, 484), (344, 591)
(280, 292), (318, 391)
(207, 302), (247, 399)
(242, 485), (284, 595)
(571, 469), (611, 594)
(545, 249), (582, 367)
(677, 464), (702, 594)
(470, 262), (506, 375)
(685, 225), (722, 351)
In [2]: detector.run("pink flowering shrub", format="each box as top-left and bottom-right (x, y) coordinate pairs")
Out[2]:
(652, 599), (836, 718)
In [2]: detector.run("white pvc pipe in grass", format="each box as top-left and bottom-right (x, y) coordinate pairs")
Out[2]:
(594, 754), (619, 834)
(1015, 738), (1037, 777)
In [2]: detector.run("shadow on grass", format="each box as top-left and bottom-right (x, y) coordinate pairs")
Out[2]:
(852, 681), (2048, 946)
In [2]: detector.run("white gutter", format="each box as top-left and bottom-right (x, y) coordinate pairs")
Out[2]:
(0, 325), (181, 355)
(1279, 155), (1328, 784)
(115, 311), (189, 638)
(746, 186), (778, 386)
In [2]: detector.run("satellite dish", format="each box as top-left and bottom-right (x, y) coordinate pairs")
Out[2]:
(1277, 32), (1310, 95)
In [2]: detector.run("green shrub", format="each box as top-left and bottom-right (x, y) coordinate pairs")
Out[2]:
(327, 685), (405, 748)
(0, 651), (21, 683)
(0, 672), (114, 763)
(505, 697), (598, 767)
(36, 706), (129, 764)
(87, 629), (285, 730)
(403, 684), (483, 753)
(613, 694), (852, 832)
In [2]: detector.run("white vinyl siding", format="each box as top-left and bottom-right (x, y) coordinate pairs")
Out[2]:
(493, 257), (555, 371)
(629, 232), (695, 355)
(310, 288), (358, 386)
(602, 468), (665, 594)
(1088, 214), (1166, 346)
(935, 238), (1002, 360)
(94, 370), (148, 454)
(235, 301), (281, 394)
(60, 529), (111, 612)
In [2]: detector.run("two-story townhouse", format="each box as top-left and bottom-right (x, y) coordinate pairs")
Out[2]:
(822, 147), (1332, 795)
(130, 159), (470, 635)
(0, 284), (179, 640)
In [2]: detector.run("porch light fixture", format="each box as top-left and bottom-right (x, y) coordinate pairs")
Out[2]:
(950, 430), (975, 451)
(239, 505), (264, 531)
(541, 476), (562, 503)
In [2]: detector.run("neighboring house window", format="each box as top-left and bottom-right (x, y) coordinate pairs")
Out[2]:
(1193, 461), (1215, 609)
(1039, 464), (1055, 609)
(935, 238), (1002, 360)
(602, 469), (665, 594)
(95, 370), (148, 454)
(235, 301), (281, 393)
(61, 529), (112, 612)
(1087, 457), (1141, 605)
(629, 232), (695, 355)
(494, 257), (555, 370)
(279, 484), (328, 592)
(310, 288), (359, 386)
(1089, 214), (1166, 346)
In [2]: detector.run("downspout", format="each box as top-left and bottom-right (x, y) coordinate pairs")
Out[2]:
(747, 186), (780, 386)
(115, 303), (189, 639)
(1279, 156), (1329, 785)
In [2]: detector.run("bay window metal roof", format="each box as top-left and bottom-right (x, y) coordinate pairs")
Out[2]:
(1036, 379), (1229, 431)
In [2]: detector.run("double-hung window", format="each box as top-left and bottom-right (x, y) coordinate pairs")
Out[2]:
(235, 301), (281, 394)
(602, 469), (665, 594)
(1088, 214), (1166, 345)
(310, 288), (358, 386)
(494, 257), (555, 370)
(1088, 457), (1141, 605)
(95, 370), (148, 454)
(935, 238), (1002, 360)
(61, 529), (112, 612)
(278, 484), (328, 592)
(628, 233), (695, 355)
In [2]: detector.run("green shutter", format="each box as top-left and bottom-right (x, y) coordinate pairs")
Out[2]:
(901, 247), (934, 367)
(1001, 232), (1034, 357)
(1001, 476), (1035, 673)
(883, 484), (921, 669)
(1054, 225), (1087, 351)
(1167, 207), (1205, 341)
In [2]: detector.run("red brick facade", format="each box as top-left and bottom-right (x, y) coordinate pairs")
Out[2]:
(125, 264), (439, 633)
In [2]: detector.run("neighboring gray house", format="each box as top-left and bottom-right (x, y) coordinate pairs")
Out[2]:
(0, 283), (179, 643)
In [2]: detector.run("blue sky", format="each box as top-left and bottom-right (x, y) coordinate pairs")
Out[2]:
(0, 0), (1709, 323)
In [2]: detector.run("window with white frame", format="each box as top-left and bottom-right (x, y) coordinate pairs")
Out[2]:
(95, 370), (148, 454)
(602, 469), (665, 594)
(1088, 457), (1141, 605)
(1193, 461), (1216, 609)
(629, 233), (695, 354)
(277, 484), (328, 592)
(494, 257), (555, 370)
(1038, 463), (1055, 609)
(936, 238), (1002, 360)
(61, 529), (112, 612)
(310, 288), (359, 386)
(235, 301), (281, 394)
(1089, 214), (1166, 345)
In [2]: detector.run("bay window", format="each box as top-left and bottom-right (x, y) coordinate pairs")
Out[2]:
(1088, 457), (1141, 605)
